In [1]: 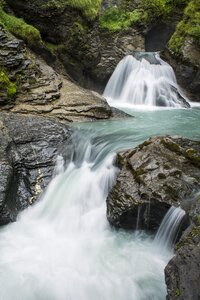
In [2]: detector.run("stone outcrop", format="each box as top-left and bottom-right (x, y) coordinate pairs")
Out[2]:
(107, 135), (200, 299)
(6, 0), (145, 91)
(107, 136), (200, 230)
(165, 195), (200, 300)
(0, 25), (120, 122)
(0, 112), (72, 225)
(163, 46), (200, 102)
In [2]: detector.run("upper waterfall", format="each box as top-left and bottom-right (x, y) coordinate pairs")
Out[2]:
(103, 53), (190, 108)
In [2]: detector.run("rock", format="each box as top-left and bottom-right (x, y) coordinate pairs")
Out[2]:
(163, 47), (200, 102)
(6, 0), (145, 91)
(165, 196), (200, 300)
(0, 112), (72, 225)
(0, 25), (118, 122)
(107, 136), (200, 230)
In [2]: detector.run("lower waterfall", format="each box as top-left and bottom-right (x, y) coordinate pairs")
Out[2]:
(0, 105), (200, 299)
(103, 53), (190, 108)
(154, 206), (186, 250)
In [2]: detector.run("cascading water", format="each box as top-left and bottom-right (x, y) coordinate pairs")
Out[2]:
(0, 128), (172, 300)
(154, 206), (186, 250)
(103, 53), (190, 108)
(0, 103), (200, 299)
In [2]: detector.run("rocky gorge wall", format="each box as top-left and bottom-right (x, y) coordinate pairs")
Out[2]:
(3, 0), (199, 98)
(0, 1), (200, 299)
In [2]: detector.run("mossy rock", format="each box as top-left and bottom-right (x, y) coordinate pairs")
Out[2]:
(0, 70), (17, 100)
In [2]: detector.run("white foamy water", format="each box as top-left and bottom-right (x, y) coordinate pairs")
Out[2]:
(103, 53), (189, 108)
(0, 131), (173, 300)
(154, 206), (186, 250)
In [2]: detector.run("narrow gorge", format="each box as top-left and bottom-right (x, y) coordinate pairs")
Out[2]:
(0, 0), (199, 299)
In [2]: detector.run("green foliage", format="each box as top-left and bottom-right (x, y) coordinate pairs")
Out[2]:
(0, 7), (42, 47)
(141, 0), (172, 21)
(0, 71), (17, 97)
(44, 42), (63, 55)
(99, 7), (147, 32)
(168, 0), (200, 55)
(43, 0), (102, 20)
(66, 0), (102, 20)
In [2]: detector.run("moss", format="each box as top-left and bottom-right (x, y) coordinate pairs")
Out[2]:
(175, 224), (200, 250)
(175, 288), (181, 297)
(44, 42), (63, 55)
(0, 5), (42, 47)
(0, 70), (17, 97)
(161, 138), (181, 152)
(99, 7), (147, 32)
(168, 0), (200, 55)
(141, 0), (172, 21)
(43, 0), (102, 21)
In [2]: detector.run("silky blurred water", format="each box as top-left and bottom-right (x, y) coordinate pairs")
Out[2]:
(0, 106), (199, 300)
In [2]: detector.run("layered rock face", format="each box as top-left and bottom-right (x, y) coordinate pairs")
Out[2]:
(0, 25), (116, 122)
(0, 112), (72, 225)
(6, 0), (145, 90)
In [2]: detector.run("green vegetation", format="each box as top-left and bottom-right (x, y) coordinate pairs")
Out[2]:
(175, 288), (181, 297)
(66, 0), (102, 20)
(0, 2), (42, 47)
(44, 42), (63, 55)
(0, 71), (17, 97)
(142, 0), (171, 20)
(99, 0), (190, 33)
(100, 7), (147, 32)
(43, 0), (102, 21)
(168, 0), (200, 55)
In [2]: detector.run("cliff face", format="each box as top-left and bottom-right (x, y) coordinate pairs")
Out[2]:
(4, 0), (199, 99)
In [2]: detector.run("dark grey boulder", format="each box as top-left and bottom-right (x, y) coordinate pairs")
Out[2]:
(0, 112), (72, 225)
(107, 136), (200, 230)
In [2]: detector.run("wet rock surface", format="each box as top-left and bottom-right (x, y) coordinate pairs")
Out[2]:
(107, 135), (200, 300)
(165, 196), (200, 300)
(107, 136), (200, 230)
(0, 112), (72, 225)
(163, 46), (200, 102)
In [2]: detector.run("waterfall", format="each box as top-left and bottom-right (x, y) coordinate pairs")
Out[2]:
(103, 53), (190, 108)
(154, 206), (186, 250)
(0, 128), (172, 300)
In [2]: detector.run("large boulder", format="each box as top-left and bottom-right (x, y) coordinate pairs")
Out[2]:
(107, 136), (200, 230)
(0, 112), (71, 225)
(107, 135), (200, 299)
